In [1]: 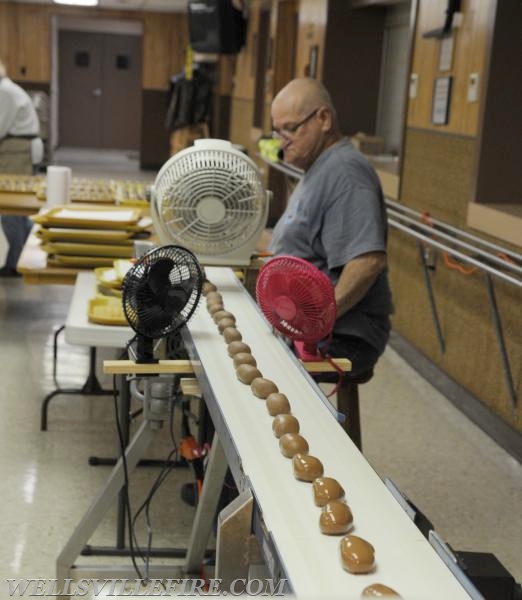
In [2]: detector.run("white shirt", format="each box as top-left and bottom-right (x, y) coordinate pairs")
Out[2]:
(0, 76), (40, 139)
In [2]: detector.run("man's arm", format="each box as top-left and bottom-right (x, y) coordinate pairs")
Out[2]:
(334, 251), (387, 317)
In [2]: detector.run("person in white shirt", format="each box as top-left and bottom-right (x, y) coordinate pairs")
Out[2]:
(0, 59), (43, 276)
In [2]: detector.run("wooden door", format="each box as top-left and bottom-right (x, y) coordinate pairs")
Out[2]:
(59, 30), (142, 149)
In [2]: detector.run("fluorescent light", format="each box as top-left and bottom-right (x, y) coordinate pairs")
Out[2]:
(53, 0), (99, 6)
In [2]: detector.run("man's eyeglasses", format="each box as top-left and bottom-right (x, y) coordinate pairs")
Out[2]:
(272, 108), (319, 139)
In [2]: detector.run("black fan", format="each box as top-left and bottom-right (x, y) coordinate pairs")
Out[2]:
(122, 245), (204, 363)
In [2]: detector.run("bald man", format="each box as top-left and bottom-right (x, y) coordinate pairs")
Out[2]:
(267, 78), (393, 378)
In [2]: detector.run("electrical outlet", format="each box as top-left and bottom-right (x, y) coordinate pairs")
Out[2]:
(467, 73), (480, 103)
(409, 73), (418, 99)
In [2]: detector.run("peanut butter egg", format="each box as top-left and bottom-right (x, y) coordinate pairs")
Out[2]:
(202, 281), (217, 295)
(312, 477), (345, 506)
(233, 352), (257, 368)
(218, 317), (236, 333)
(227, 341), (251, 357)
(208, 303), (224, 316)
(236, 364), (262, 384)
(206, 291), (222, 304)
(272, 414), (299, 438)
(279, 433), (309, 458)
(340, 535), (375, 574)
(292, 453), (324, 482)
(319, 500), (353, 535)
(361, 584), (401, 597)
(213, 309), (236, 324)
(251, 377), (278, 399)
(223, 327), (242, 343)
(266, 392), (291, 416)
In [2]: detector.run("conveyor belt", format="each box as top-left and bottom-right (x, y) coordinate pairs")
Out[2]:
(185, 267), (474, 599)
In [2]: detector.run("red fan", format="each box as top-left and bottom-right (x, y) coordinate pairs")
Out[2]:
(256, 255), (336, 359)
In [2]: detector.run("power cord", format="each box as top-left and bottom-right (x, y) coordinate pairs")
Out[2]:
(112, 373), (145, 580)
(131, 396), (180, 583)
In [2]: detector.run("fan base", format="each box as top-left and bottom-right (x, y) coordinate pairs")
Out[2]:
(135, 335), (159, 364)
(136, 357), (159, 364)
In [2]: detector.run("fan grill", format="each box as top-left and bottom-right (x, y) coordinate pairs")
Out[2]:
(154, 146), (266, 255)
(256, 256), (336, 343)
(122, 245), (203, 340)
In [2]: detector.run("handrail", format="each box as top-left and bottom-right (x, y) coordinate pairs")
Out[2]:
(387, 199), (522, 262)
(388, 218), (522, 289)
(386, 208), (522, 278)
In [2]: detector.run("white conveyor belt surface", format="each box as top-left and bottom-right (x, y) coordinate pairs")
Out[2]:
(187, 267), (472, 600)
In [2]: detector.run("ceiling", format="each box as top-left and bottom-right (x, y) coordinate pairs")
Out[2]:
(8, 0), (188, 12)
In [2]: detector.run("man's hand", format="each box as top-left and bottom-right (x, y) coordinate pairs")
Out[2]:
(256, 228), (273, 253)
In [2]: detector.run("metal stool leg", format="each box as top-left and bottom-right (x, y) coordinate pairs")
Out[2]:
(337, 382), (362, 451)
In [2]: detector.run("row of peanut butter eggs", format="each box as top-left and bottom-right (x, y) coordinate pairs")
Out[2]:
(203, 282), (400, 597)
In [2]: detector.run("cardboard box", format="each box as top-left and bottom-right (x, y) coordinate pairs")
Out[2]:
(351, 132), (384, 156)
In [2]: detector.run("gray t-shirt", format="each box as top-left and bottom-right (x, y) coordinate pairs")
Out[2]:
(269, 138), (392, 353)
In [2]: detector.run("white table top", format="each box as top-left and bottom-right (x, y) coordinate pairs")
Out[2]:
(188, 267), (473, 600)
(65, 272), (133, 348)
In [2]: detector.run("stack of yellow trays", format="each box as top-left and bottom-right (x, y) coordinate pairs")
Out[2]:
(32, 204), (152, 268)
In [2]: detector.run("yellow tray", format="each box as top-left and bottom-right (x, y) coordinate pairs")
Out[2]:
(42, 242), (134, 258)
(97, 282), (123, 298)
(32, 205), (142, 229)
(127, 216), (153, 231)
(48, 254), (115, 267)
(88, 295), (128, 326)
(36, 227), (135, 244)
(94, 261), (134, 288)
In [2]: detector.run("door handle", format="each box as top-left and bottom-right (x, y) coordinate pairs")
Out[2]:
(92, 88), (102, 97)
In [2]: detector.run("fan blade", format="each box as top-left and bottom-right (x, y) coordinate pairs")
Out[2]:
(147, 258), (175, 295)
(138, 305), (172, 334)
(163, 286), (190, 314)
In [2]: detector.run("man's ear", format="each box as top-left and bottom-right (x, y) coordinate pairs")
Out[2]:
(318, 106), (332, 132)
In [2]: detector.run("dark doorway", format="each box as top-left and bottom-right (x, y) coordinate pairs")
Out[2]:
(58, 30), (142, 150)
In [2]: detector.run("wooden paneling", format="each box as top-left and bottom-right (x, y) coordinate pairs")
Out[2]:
(217, 55), (236, 96)
(233, 0), (261, 100)
(11, 3), (50, 82)
(267, 0), (298, 102)
(140, 89), (170, 169)
(0, 3), (17, 72)
(474, 0), (521, 206)
(142, 12), (188, 90)
(323, 3), (385, 135)
(229, 97), (256, 154)
(406, 0), (495, 136)
(295, 0), (327, 80)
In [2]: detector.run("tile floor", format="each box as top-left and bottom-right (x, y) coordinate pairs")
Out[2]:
(0, 148), (520, 598)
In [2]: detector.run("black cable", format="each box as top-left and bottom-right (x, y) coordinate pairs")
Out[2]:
(131, 397), (179, 583)
(112, 366), (146, 579)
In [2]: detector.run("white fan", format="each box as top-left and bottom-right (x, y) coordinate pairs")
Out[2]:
(151, 139), (270, 266)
